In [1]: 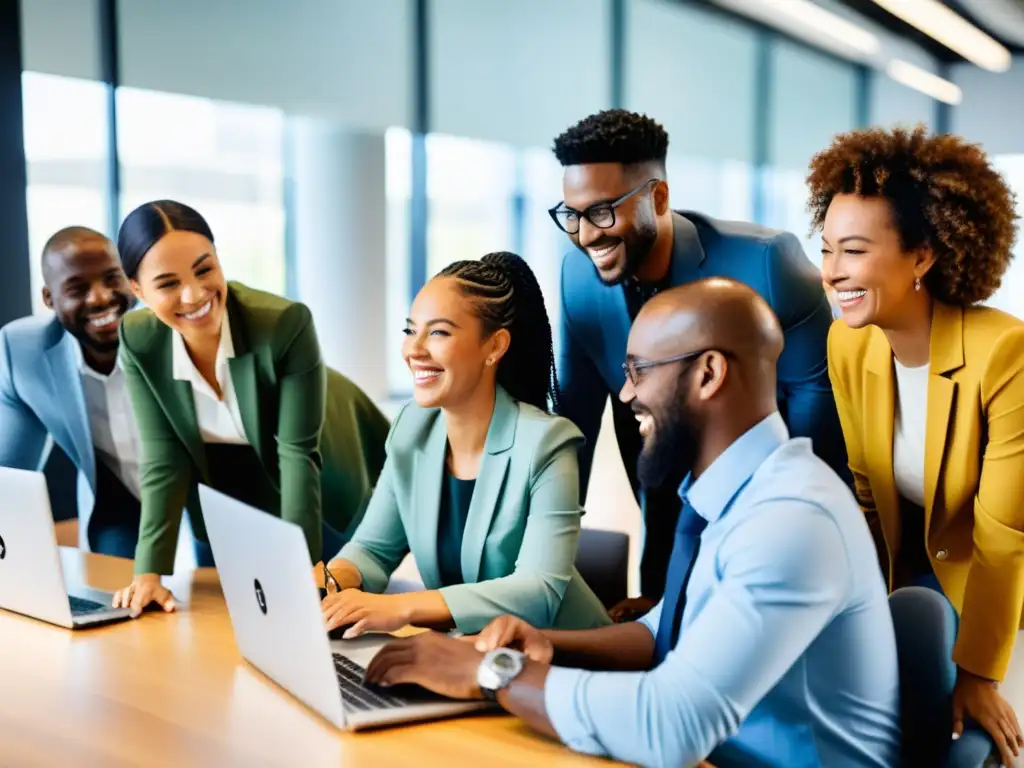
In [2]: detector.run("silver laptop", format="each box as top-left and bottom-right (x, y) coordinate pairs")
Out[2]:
(200, 484), (493, 731)
(0, 467), (132, 628)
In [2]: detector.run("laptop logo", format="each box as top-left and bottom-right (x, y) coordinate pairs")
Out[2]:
(254, 579), (267, 614)
(0, 533), (5, 560)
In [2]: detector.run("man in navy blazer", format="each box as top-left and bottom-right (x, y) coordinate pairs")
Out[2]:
(550, 110), (847, 619)
(0, 227), (207, 565)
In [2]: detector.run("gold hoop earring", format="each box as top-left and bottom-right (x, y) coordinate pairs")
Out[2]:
(914, 276), (922, 292)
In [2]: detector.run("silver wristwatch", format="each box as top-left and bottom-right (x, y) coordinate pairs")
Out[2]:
(476, 648), (525, 701)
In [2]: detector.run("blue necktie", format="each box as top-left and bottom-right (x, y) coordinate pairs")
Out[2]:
(652, 501), (707, 665)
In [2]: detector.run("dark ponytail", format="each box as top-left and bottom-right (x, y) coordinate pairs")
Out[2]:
(118, 200), (215, 280)
(439, 252), (559, 414)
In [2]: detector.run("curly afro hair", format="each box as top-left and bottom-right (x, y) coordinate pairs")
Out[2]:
(807, 125), (1018, 306)
(553, 109), (669, 170)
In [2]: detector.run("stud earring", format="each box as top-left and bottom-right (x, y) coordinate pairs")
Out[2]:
(486, 358), (494, 366)
(914, 276), (922, 292)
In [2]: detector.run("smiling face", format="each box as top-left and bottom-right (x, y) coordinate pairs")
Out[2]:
(402, 277), (509, 410)
(821, 194), (936, 329)
(129, 230), (228, 341)
(561, 164), (660, 286)
(42, 234), (133, 354)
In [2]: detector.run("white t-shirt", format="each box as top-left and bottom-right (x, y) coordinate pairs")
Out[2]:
(892, 357), (929, 508)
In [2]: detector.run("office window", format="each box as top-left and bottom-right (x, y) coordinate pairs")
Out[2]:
(521, 147), (567, 340)
(667, 156), (755, 223)
(987, 155), (1024, 319)
(22, 72), (111, 315)
(426, 134), (517, 277)
(385, 127), (413, 395)
(116, 88), (286, 294)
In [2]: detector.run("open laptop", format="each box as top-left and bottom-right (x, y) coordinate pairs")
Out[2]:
(0, 467), (132, 628)
(200, 484), (493, 731)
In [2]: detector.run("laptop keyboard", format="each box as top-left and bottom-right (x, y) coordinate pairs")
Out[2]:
(332, 654), (446, 713)
(68, 595), (108, 616)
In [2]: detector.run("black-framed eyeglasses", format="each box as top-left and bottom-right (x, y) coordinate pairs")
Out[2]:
(548, 178), (660, 235)
(622, 348), (713, 387)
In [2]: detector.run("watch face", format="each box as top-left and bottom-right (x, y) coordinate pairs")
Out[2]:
(493, 653), (517, 671)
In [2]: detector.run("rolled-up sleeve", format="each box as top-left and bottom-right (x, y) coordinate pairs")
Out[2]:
(542, 504), (848, 767)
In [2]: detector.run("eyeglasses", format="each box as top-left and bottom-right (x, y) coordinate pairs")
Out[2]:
(622, 348), (713, 386)
(548, 179), (660, 235)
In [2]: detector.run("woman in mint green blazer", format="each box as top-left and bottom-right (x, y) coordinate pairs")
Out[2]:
(321, 252), (610, 635)
(109, 200), (389, 616)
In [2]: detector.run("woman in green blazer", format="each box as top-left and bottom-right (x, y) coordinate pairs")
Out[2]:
(110, 200), (389, 615)
(320, 252), (611, 635)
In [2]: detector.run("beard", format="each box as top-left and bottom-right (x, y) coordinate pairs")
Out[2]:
(587, 203), (659, 287)
(635, 368), (700, 490)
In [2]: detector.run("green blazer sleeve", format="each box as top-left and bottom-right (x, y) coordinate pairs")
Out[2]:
(440, 418), (585, 633)
(120, 330), (193, 575)
(274, 303), (328, 563)
(337, 404), (411, 591)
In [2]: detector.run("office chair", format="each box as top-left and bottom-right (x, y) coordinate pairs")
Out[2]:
(889, 587), (997, 767)
(574, 527), (629, 609)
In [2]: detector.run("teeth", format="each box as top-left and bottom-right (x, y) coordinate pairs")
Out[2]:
(88, 310), (119, 327)
(413, 370), (441, 383)
(837, 290), (867, 301)
(183, 300), (212, 321)
(588, 244), (617, 259)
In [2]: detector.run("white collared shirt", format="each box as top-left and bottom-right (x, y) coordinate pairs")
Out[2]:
(171, 308), (249, 445)
(72, 342), (142, 500)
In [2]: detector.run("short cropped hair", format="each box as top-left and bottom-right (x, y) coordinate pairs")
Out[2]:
(553, 109), (669, 172)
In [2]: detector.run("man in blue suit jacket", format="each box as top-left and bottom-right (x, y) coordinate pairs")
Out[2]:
(0, 227), (207, 565)
(550, 110), (846, 618)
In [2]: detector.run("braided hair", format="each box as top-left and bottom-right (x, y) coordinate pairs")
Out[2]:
(439, 252), (559, 414)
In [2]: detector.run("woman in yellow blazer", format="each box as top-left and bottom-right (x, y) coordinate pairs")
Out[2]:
(809, 126), (1024, 760)
(319, 252), (610, 636)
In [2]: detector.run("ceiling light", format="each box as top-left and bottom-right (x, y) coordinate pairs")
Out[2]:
(712, 0), (882, 60)
(870, 0), (1011, 72)
(886, 59), (963, 104)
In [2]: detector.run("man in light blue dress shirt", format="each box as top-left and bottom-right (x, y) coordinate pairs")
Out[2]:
(363, 277), (901, 768)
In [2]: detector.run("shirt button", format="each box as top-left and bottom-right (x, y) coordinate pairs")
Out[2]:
(935, 549), (948, 561)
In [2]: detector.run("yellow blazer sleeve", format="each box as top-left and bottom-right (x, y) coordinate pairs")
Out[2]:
(119, 325), (193, 575)
(827, 325), (886, 566)
(954, 327), (1024, 681)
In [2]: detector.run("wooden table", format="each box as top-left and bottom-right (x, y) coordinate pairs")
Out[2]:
(0, 549), (619, 767)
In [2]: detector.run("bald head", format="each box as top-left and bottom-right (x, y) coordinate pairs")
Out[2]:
(41, 226), (111, 285)
(633, 277), (783, 387)
(621, 278), (784, 485)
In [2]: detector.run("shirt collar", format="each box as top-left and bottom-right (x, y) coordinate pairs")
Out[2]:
(70, 335), (122, 381)
(172, 306), (235, 384)
(679, 411), (789, 524)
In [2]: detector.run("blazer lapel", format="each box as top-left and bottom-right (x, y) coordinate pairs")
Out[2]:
(412, 413), (448, 588)
(146, 326), (208, 477)
(226, 296), (262, 462)
(460, 388), (517, 583)
(924, 303), (964, 529)
(669, 211), (708, 287)
(44, 328), (95, 485)
(864, 332), (901, 553)
(601, 282), (632, 387)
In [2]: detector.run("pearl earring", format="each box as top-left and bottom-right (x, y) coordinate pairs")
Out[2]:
(914, 276), (922, 292)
